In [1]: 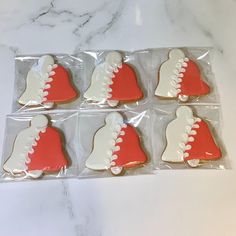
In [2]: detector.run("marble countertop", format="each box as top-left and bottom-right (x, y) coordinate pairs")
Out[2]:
(0, 1), (236, 235)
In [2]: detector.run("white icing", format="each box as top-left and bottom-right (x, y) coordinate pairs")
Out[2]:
(187, 159), (200, 168)
(85, 112), (127, 170)
(3, 115), (48, 177)
(155, 49), (189, 98)
(18, 55), (58, 106)
(83, 51), (122, 105)
(178, 94), (189, 102)
(107, 100), (119, 107)
(37, 55), (54, 74)
(27, 170), (44, 178)
(161, 106), (201, 162)
(110, 166), (123, 175)
(43, 102), (54, 109)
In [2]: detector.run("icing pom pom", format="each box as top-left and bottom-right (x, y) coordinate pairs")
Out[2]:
(31, 115), (48, 128)
(105, 51), (122, 66)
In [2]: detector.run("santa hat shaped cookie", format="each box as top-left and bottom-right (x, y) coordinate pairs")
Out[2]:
(161, 106), (221, 167)
(155, 49), (210, 102)
(3, 115), (68, 178)
(86, 112), (147, 175)
(19, 55), (78, 109)
(84, 51), (143, 107)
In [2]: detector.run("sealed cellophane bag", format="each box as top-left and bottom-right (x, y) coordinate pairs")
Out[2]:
(0, 47), (227, 181)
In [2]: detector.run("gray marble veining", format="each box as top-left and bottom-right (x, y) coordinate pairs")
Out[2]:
(0, 0), (236, 235)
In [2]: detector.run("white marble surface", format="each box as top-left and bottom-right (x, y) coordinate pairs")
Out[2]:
(0, 0), (236, 235)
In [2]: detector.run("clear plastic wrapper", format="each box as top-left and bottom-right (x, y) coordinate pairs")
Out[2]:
(78, 48), (219, 110)
(150, 48), (220, 105)
(13, 48), (219, 112)
(151, 104), (227, 169)
(78, 50), (151, 109)
(1, 111), (79, 181)
(77, 109), (153, 178)
(13, 54), (83, 112)
(0, 47), (227, 181)
(1, 109), (153, 180)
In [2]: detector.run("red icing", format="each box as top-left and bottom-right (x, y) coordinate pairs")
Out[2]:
(112, 125), (147, 168)
(179, 60), (210, 96)
(44, 65), (78, 103)
(109, 63), (143, 101)
(27, 127), (68, 172)
(184, 120), (221, 161)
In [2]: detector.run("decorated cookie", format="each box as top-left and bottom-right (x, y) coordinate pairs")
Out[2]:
(161, 106), (221, 167)
(155, 49), (210, 102)
(85, 112), (147, 175)
(84, 51), (143, 107)
(19, 55), (78, 109)
(3, 115), (68, 178)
